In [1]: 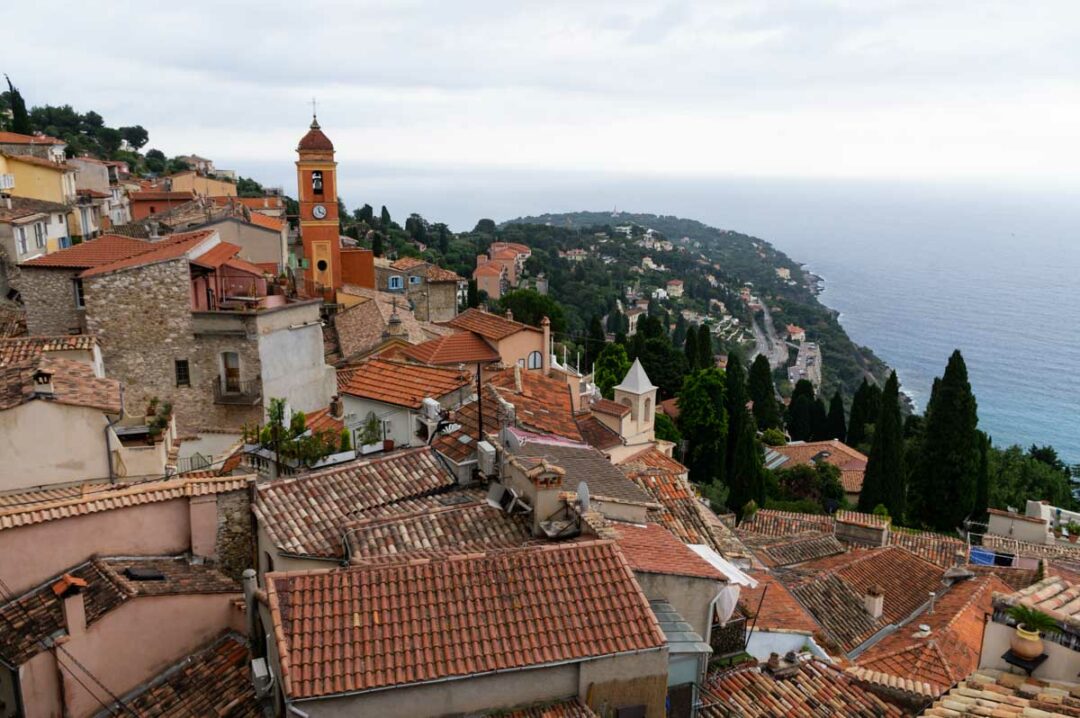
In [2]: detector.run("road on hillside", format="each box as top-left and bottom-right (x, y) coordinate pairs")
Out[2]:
(749, 300), (790, 369)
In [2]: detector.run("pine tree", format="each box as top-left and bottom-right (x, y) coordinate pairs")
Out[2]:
(827, 390), (847, 442)
(748, 354), (782, 430)
(697, 325), (713, 370)
(786, 380), (816, 441)
(683, 329), (699, 372)
(915, 351), (980, 531)
(810, 398), (830, 441)
(859, 372), (904, 518)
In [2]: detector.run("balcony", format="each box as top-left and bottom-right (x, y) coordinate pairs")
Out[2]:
(212, 377), (262, 406)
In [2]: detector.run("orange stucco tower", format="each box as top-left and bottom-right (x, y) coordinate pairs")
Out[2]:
(296, 116), (341, 294)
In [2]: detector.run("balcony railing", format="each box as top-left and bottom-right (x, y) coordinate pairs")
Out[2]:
(212, 377), (262, 406)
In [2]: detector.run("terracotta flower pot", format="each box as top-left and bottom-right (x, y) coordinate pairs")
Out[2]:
(1070, 535), (1078, 544)
(1010, 625), (1044, 660)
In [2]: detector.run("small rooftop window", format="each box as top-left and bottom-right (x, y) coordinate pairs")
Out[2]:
(124, 566), (165, 581)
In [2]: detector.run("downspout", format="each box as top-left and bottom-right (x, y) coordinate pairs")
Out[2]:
(104, 384), (124, 483)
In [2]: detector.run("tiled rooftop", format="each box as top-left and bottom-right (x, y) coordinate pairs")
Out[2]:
(21, 233), (153, 269)
(267, 541), (665, 700)
(739, 572), (822, 634)
(919, 669), (1080, 717)
(701, 659), (904, 717)
(628, 470), (750, 558)
(333, 286), (449, 361)
(253, 447), (458, 558)
(591, 397), (630, 417)
(489, 369), (582, 441)
(0, 356), (120, 413)
(997, 575), (1080, 627)
(445, 307), (541, 341)
(0, 196), (70, 222)
(575, 414), (622, 451)
(489, 699), (598, 717)
(613, 521), (727, 580)
(107, 632), (259, 718)
(79, 229), (216, 278)
(0, 335), (98, 367)
(401, 331), (501, 365)
(741, 531), (847, 567)
(737, 509), (835, 537)
(617, 445), (688, 476)
(511, 435), (655, 506)
(337, 358), (470, 408)
(888, 529), (966, 568)
(303, 405), (345, 435)
(0, 557), (238, 666)
(345, 500), (534, 563)
(0, 475), (252, 531)
(854, 574), (1012, 697)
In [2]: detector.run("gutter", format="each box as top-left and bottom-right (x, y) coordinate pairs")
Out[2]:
(288, 645), (666, 704)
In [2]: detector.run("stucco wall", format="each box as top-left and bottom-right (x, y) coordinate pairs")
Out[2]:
(0, 663), (21, 718)
(0, 401), (110, 490)
(341, 396), (414, 449)
(578, 650), (669, 717)
(19, 651), (61, 718)
(981, 620), (1080, 682)
(494, 330), (545, 370)
(21, 267), (84, 335)
(987, 513), (1051, 545)
(60, 593), (243, 718)
(0, 499), (190, 595)
(211, 220), (284, 268)
(257, 317), (334, 417)
(633, 572), (720, 642)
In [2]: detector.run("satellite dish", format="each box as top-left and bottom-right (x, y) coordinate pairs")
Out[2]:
(578, 481), (590, 513)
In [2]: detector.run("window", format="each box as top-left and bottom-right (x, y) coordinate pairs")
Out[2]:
(33, 222), (45, 248)
(409, 275), (422, 285)
(311, 170), (323, 194)
(73, 279), (85, 309)
(388, 276), (403, 290)
(517, 358), (525, 368)
(527, 351), (542, 369)
(175, 359), (190, 387)
(15, 227), (27, 254)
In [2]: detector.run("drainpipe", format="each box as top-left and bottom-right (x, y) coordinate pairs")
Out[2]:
(242, 569), (261, 657)
(104, 384), (124, 483)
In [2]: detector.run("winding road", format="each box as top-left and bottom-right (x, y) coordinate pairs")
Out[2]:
(749, 299), (790, 369)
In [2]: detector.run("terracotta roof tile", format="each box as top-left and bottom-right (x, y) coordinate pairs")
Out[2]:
(473, 262), (504, 278)
(739, 572), (822, 634)
(0, 356), (120, 413)
(389, 256), (426, 270)
(657, 397), (680, 419)
(79, 228), (216, 278)
(575, 414), (622, 451)
(998, 574), (1080, 625)
(401, 331), (501, 366)
(129, 190), (197, 202)
(618, 445), (688, 476)
(512, 436), (654, 506)
(701, 659), (904, 717)
(266, 541), (665, 700)
(334, 287), (438, 360)
(445, 308), (541, 341)
(337, 358), (469, 408)
(253, 447), (458, 558)
(246, 211), (285, 232)
(591, 397), (630, 417)
(492, 699), (598, 718)
(0, 196), (70, 222)
(0, 335), (98, 367)
(297, 122), (334, 151)
(741, 531), (847, 567)
(771, 440), (868, 493)
(888, 529), (966, 568)
(614, 522), (727, 580)
(919, 669), (1080, 717)
(426, 264), (463, 282)
(0, 131), (64, 145)
(738, 509), (835, 537)
(0, 152), (74, 171)
(304, 406), (344, 435)
(21, 234), (152, 269)
(0, 475), (253, 531)
(116, 632), (259, 718)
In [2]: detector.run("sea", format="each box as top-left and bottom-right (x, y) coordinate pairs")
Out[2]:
(235, 162), (1080, 462)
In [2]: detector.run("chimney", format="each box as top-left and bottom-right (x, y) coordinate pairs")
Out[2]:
(863, 585), (884, 620)
(242, 569), (259, 650)
(505, 308), (513, 322)
(506, 456), (565, 536)
(33, 367), (55, 397)
(541, 316), (551, 374)
(148, 220), (161, 241)
(513, 364), (523, 393)
(52, 574), (88, 636)
(927, 591), (936, 615)
(330, 394), (344, 420)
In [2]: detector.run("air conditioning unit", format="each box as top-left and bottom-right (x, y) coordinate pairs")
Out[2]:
(421, 397), (441, 421)
(477, 440), (496, 476)
(251, 657), (272, 695)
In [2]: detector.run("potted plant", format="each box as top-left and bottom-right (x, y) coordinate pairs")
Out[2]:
(1007, 604), (1058, 660)
(359, 414), (382, 455)
(1068, 522), (1080, 543)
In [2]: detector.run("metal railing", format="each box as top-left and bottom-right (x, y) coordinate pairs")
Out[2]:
(212, 377), (262, 405)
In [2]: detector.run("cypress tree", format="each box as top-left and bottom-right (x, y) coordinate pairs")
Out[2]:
(672, 314), (688, 348)
(786, 379), (816, 441)
(827, 390), (847, 442)
(4, 76), (30, 135)
(810, 398), (830, 441)
(748, 354), (782, 430)
(677, 369), (727, 488)
(723, 354), (763, 516)
(683, 329), (699, 371)
(380, 205), (392, 229)
(859, 372), (904, 518)
(847, 379), (872, 448)
(697, 325), (713, 370)
(585, 315), (606, 369)
(915, 351), (980, 531)
(371, 232), (384, 258)
(466, 279), (479, 308)
(973, 431), (990, 523)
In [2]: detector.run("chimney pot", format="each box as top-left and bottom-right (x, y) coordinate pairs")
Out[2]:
(330, 394), (344, 420)
(505, 308), (513, 322)
(863, 586), (884, 620)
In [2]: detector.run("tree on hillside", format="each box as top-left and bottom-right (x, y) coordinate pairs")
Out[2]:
(677, 369), (727, 488)
(859, 372), (904, 518)
(466, 279), (479, 309)
(748, 354), (782, 430)
(380, 205), (392, 230)
(672, 314), (688, 348)
(356, 204), (374, 224)
(696, 324), (713, 370)
(827, 390), (847, 442)
(684, 328), (699, 371)
(118, 125), (148, 150)
(474, 218), (496, 234)
(371, 233), (384, 258)
(496, 290), (566, 334)
(4, 76), (30, 134)
(594, 343), (630, 399)
(974, 431), (990, 523)
(634, 337), (688, 399)
(912, 351), (980, 531)
(786, 380), (816, 441)
(145, 148), (166, 174)
(810, 398), (830, 441)
(847, 378), (880, 449)
(585, 315), (606, 369)
(724, 354), (764, 515)
(435, 223), (450, 255)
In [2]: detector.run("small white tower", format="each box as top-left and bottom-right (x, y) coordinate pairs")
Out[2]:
(613, 358), (658, 444)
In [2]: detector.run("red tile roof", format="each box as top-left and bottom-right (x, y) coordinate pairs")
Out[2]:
(0, 356), (120, 413)
(297, 121), (334, 151)
(739, 572), (822, 634)
(79, 229), (216, 278)
(854, 574), (1012, 698)
(304, 406), (344, 435)
(0, 335), (98, 367)
(496, 699), (598, 718)
(266, 541), (665, 700)
(401, 331), (501, 366)
(21, 234), (152, 269)
(773, 440), (868, 494)
(489, 369), (581, 441)
(253, 448), (458, 558)
(473, 262), (504, 278)
(737, 509), (835, 537)
(445, 308), (541, 341)
(591, 397), (630, 417)
(614, 522), (727, 580)
(426, 264), (462, 282)
(389, 256), (427, 271)
(0, 153), (74, 171)
(190, 241), (242, 269)
(0, 131), (63, 145)
(657, 397), (680, 419)
(618, 445), (688, 476)
(919, 669), (1080, 717)
(337, 358), (469, 408)
(575, 414), (622, 451)
(246, 211), (285, 232)
(129, 190), (197, 202)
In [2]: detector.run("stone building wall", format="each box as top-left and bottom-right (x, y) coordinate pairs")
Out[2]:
(215, 488), (254, 581)
(190, 326), (263, 432)
(21, 267), (85, 335)
(417, 281), (458, 322)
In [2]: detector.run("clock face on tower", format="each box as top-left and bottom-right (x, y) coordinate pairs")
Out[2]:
(312, 204), (327, 219)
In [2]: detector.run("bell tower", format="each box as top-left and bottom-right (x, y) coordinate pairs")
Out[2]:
(296, 114), (340, 295)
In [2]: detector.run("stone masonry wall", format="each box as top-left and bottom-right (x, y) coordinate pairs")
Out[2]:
(190, 328), (262, 432)
(420, 282), (458, 323)
(215, 488), (254, 581)
(22, 267), (85, 335)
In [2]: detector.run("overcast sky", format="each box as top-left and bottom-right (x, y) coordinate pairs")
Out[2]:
(7, 1), (1080, 202)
